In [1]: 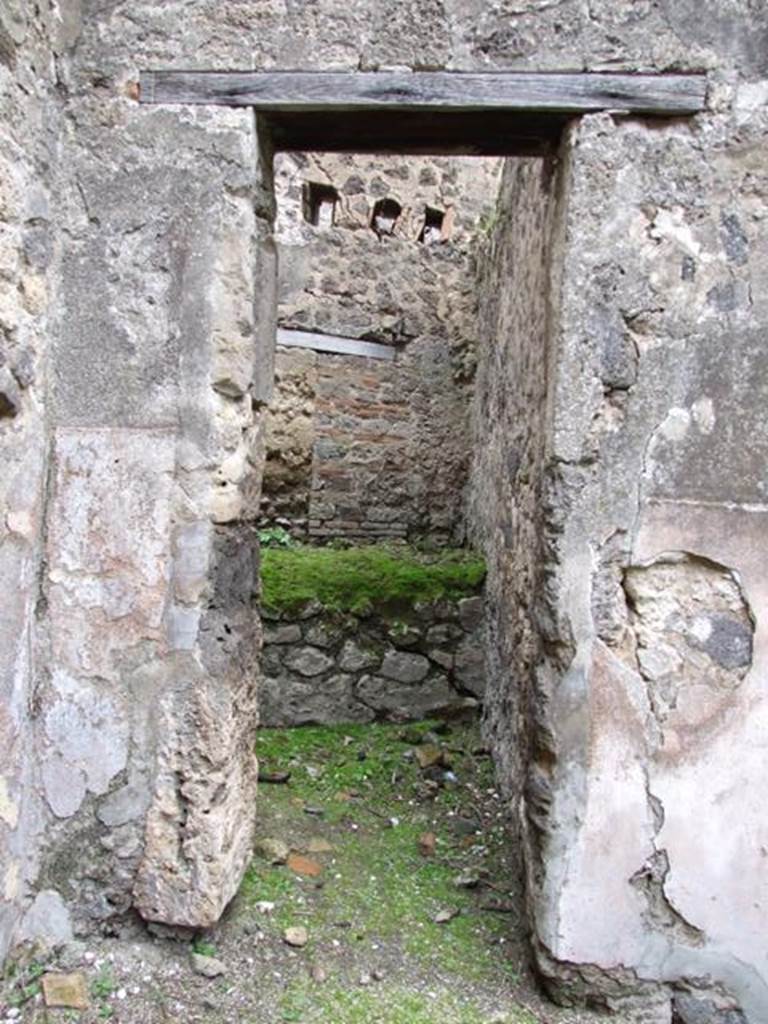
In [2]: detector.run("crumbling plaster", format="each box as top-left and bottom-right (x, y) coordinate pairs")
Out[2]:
(510, 94), (768, 1021)
(0, 2), (766, 1021)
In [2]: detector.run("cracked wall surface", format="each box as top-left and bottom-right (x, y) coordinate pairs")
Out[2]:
(0, 0), (74, 964)
(0, 3), (766, 1022)
(515, 92), (768, 1023)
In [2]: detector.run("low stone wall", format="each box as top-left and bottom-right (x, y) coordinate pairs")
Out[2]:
(259, 594), (485, 727)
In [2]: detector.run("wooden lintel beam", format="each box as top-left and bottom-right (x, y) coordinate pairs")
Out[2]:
(139, 70), (707, 117)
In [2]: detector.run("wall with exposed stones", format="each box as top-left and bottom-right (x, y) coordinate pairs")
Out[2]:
(469, 91), (768, 1024)
(0, 0), (70, 965)
(526, 101), (768, 1023)
(0, 4), (767, 1023)
(260, 596), (485, 727)
(467, 155), (562, 855)
(261, 153), (501, 543)
(1, 0), (277, 954)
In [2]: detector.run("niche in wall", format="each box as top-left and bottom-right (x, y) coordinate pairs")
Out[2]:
(303, 181), (339, 227)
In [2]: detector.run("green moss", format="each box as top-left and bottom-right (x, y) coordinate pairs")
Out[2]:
(279, 980), (537, 1024)
(259, 544), (485, 615)
(241, 722), (521, 985)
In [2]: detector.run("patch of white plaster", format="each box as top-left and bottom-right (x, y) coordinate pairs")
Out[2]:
(659, 407), (691, 442)
(17, 890), (73, 946)
(167, 605), (201, 651)
(44, 688), (129, 797)
(689, 615), (713, 643)
(649, 207), (701, 259)
(5, 511), (33, 539)
(691, 396), (716, 434)
(3, 861), (20, 902)
(42, 754), (87, 818)
(0, 778), (19, 829)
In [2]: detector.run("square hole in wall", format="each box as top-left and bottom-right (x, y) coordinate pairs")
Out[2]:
(419, 206), (446, 244)
(303, 182), (339, 227)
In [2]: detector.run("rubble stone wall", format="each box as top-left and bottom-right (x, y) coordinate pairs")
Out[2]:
(262, 153), (502, 543)
(467, 155), (562, 848)
(260, 596), (486, 727)
(0, 4), (767, 1022)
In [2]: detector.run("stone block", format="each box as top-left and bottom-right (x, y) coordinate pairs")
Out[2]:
(260, 673), (374, 727)
(453, 635), (486, 698)
(263, 624), (302, 645)
(426, 623), (463, 645)
(283, 646), (335, 677)
(338, 639), (380, 673)
(458, 596), (484, 631)
(380, 650), (430, 684)
(356, 673), (458, 721)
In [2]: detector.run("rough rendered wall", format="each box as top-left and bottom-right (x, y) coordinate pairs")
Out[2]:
(262, 154), (501, 543)
(0, 1), (74, 963)
(5, 5), (276, 950)
(467, 157), (561, 831)
(2, 4), (767, 1018)
(525, 99), (768, 1023)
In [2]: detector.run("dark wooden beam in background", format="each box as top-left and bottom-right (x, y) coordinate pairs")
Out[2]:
(261, 109), (568, 157)
(139, 70), (707, 117)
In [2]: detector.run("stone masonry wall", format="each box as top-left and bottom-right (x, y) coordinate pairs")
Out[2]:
(260, 595), (486, 728)
(6, 3), (277, 950)
(467, 156), (562, 853)
(261, 153), (501, 543)
(2, 4), (768, 1022)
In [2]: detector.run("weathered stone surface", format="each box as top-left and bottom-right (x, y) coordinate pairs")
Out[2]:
(426, 623), (463, 646)
(17, 890), (73, 947)
(1, 5), (767, 1020)
(263, 624), (302, 645)
(97, 785), (151, 829)
(255, 838), (289, 865)
(262, 153), (502, 543)
(338, 639), (380, 673)
(41, 973), (89, 1010)
(673, 992), (747, 1024)
(259, 599), (486, 726)
(284, 926), (308, 948)
(283, 646), (335, 677)
(356, 674), (456, 720)
(380, 651), (430, 684)
(453, 635), (487, 698)
(191, 953), (227, 979)
(458, 596), (484, 632)
(259, 672), (375, 728)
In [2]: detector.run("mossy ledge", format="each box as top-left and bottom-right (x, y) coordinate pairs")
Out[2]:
(259, 543), (486, 616)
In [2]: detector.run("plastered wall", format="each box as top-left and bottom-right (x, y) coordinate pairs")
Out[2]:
(470, 96), (768, 1024)
(0, 6), (766, 1023)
